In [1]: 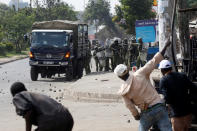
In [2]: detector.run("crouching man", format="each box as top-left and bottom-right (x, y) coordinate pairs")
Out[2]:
(10, 82), (74, 131)
(114, 38), (172, 131)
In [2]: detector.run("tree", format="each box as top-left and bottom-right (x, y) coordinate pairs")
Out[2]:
(0, 3), (10, 11)
(112, 5), (124, 24)
(188, 0), (197, 8)
(115, 0), (155, 34)
(33, 2), (77, 21)
(0, 1), (77, 53)
(83, 0), (115, 32)
(47, 2), (77, 20)
(3, 8), (35, 52)
(0, 4), (11, 42)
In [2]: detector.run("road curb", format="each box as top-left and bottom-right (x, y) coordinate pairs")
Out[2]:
(62, 73), (162, 103)
(63, 88), (123, 103)
(0, 56), (28, 65)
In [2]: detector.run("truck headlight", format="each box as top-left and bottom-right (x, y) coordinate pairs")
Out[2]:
(65, 52), (70, 58)
(29, 52), (34, 58)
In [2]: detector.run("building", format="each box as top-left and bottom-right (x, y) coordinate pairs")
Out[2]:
(9, 0), (28, 10)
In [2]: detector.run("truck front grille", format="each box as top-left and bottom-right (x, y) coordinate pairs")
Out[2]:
(34, 53), (64, 60)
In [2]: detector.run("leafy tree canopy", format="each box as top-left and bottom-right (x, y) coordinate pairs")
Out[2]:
(114, 0), (155, 34)
(188, 0), (197, 8)
(83, 0), (115, 29)
(0, 0), (77, 53)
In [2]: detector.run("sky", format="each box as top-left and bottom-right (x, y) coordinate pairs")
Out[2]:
(0, 0), (120, 14)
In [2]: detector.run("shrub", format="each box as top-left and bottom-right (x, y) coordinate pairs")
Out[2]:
(5, 42), (14, 51)
(0, 42), (6, 55)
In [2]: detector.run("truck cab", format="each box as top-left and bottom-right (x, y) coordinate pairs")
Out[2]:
(28, 20), (89, 81)
(29, 29), (73, 81)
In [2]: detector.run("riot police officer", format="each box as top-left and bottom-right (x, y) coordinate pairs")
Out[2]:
(96, 46), (106, 71)
(128, 42), (138, 68)
(104, 39), (113, 71)
(136, 38), (147, 68)
(110, 38), (122, 70)
(85, 40), (92, 75)
(93, 43), (100, 72)
(122, 38), (129, 66)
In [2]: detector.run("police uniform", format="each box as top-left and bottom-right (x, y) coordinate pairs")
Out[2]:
(104, 39), (113, 71)
(110, 38), (122, 70)
(122, 39), (129, 66)
(93, 45), (99, 72)
(128, 43), (138, 68)
(85, 41), (92, 74)
(136, 38), (147, 68)
(96, 46), (106, 71)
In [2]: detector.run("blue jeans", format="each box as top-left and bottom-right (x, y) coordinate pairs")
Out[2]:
(139, 105), (172, 131)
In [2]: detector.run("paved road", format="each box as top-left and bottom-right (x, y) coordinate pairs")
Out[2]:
(0, 58), (139, 131)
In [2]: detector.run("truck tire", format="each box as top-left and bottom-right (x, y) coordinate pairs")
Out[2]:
(30, 67), (38, 81)
(77, 60), (83, 79)
(66, 63), (74, 81)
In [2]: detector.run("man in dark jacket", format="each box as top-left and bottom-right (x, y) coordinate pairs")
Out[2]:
(159, 60), (197, 131)
(10, 82), (74, 131)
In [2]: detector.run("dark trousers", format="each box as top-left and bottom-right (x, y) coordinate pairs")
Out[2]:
(35, 108), (74, 131)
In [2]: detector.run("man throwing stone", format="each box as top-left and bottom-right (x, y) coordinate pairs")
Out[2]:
(114, 38), (172, 131)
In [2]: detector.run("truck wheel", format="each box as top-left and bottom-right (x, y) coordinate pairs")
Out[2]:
(30, 67), (38, 81)
(66, 67), (74, 81)
(77, 60), (83, 79)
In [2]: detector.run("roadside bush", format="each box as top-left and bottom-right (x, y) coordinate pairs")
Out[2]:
(0, 42), (6, 55)
(5, 42), (14, 51)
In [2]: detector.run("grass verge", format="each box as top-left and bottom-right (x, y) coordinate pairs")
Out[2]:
(0, 51), (28, 58)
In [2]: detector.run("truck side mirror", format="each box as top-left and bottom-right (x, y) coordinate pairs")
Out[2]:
(24, 34), (28, 41)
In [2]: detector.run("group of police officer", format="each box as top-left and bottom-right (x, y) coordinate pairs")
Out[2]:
(84, 37), (148, 74)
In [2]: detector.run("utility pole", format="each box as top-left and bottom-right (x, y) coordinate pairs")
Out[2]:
(158, 0), (177, 68)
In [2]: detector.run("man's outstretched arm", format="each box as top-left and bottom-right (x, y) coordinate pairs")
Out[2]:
(160, 38), (171, 57)
(138, 38), (171, 76)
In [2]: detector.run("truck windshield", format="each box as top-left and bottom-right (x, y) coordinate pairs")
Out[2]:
(31, 32), (69, 47)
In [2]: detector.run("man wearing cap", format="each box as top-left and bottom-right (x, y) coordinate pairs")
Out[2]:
(159, 60), (197, 131)
(114, 38), (172, 131)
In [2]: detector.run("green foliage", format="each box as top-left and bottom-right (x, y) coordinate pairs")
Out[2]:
(115, 0), (155, 34)
(5, 42), (14, 51)
(113, 5), (123, 23)
(0, 26), (4, 41)
(188, 0), (197, 8)
(0, 1), (77, 54)
(50, 2), (77, 20)
(33, 2), (77, 21)
(2, 8), (35, 52)
(83, 0), (114, 28)
(0, 42), (6, 55)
